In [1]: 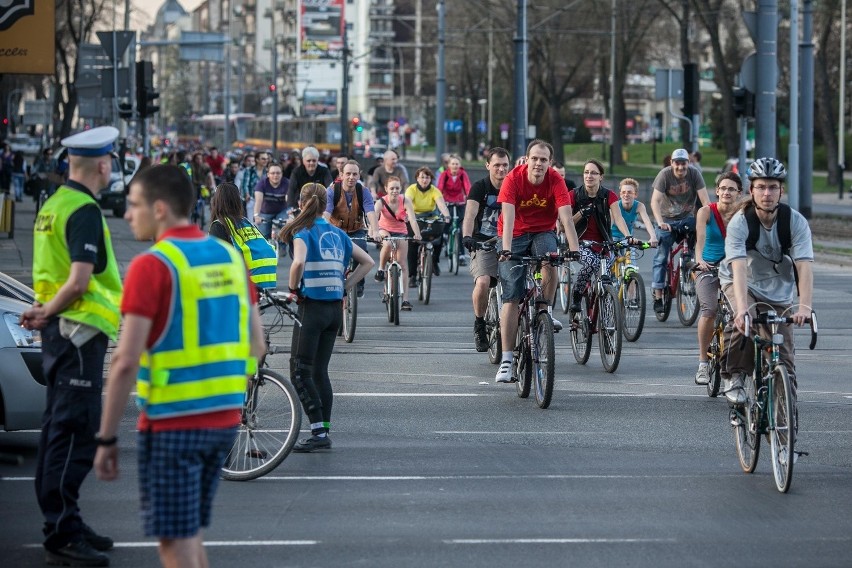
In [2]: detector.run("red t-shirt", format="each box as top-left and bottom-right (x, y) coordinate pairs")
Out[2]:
(497, 165), (571, 238)
(566, 188), (619, 242)
(205, 154), (225, 177)
(122, 225), (258, 432)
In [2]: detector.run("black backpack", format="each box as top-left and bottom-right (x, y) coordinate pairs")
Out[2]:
(573, 185), (612, 239)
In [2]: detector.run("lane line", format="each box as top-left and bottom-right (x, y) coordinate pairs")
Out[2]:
(25, 541), (316, 548)
(445, 538), (677, 545)
(336, 393), (491, 397)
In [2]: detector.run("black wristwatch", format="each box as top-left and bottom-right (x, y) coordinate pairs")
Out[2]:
(95, 434), (118, 447)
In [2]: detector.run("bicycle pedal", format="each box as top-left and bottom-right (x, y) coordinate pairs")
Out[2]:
(794, 450), (809, 457)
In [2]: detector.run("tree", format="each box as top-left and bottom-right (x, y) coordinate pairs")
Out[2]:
(813, 0), (844, 185)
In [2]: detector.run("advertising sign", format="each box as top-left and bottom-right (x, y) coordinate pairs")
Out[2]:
(0, 1), (55, 74)
(300, 0), (344, 60)
(303, 89), (338, 115)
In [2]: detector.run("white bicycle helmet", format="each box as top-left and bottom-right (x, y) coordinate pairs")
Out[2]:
(747, 157), (787, 181)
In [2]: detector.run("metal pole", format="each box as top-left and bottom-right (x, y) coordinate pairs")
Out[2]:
(800, 0), (814, 218)
(341, 25), (350, 156)
(838, 0), (847, 197)
(435, 0), (446, 164)
(788, 0), (799, 210)
(755, 0), (778, 158)
(512, 0), (528, 161)
(224, 15), (231, 151)
(271, 15), (278, 155)
(487, 12), (493, 146)
(609, 0), (616, 172)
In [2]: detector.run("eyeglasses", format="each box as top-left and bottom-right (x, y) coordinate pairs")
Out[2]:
(752, 184), (781, 192)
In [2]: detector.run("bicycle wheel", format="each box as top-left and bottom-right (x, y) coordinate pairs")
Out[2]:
(389, 265), (400, 325)
(677, 267), (699, 326)
(655, 286), (672, 322)
(706, 320), (723, 398)
(486, 286), (502, 364)
(221, 369), (302, 481)
(342, 288), (357, 342)
(598, 285), (623, 373)
(421, 248), (433, 305)
(558, 263), (572, 314)
(514, 314), (532, 399)
(621, 271), (646, 342)
(532, 311), (556, 409)
(769, 365), (795, 493)
(570, 295), (592, 364)
(451, 231), (461, 275)
(734, 372), (761, 473)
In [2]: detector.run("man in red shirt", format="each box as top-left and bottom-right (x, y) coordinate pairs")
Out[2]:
(205, 147), (226, 181)
(94, 164), (265, 567)
(495, 139), (579, 383)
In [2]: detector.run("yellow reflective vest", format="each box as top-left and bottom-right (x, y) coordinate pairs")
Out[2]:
(223, 217), (277, 289)
(32, 186), (122, 339)
(136, 237), (252, 419)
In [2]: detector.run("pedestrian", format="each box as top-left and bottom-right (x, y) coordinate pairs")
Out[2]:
(279, 182), (374, 452)
(11, 150), (29, 201)
(94, 164), (265, 567)
(20, 126), (123, 567)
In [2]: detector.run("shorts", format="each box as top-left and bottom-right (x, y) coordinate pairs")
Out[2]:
(138, 427), (237, 538)
(695, 270), (721, 319)
(469, 246), (498, 286)
(498, 231), (558, 301)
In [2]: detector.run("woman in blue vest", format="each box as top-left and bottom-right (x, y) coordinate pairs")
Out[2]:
(210, 182), (278, 290)
(279, 182), (374, 452)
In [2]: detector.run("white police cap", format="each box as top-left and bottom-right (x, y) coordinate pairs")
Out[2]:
(61, 126), (120, 157)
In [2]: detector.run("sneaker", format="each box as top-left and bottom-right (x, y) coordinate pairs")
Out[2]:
(474, 320), (488, 352)
(459, 254), (469, 266)
(374, 270), (385, 282)
(570, 292), (583, 313)
(550, 315), (563, 332)
(45, 540), (109, 567)
(694, 362), (710, 385)
(356, 281), (365, 298)
(293, 435), (332, 453)
(495, 360), (514, 383)
(433, 263), (441, 276)
(724, 373), (747, 405)
(653, 297), (665, 314)
(80, 523), (113, 552)
(401, 301), (413, 311)
(409, 276), (417, 288)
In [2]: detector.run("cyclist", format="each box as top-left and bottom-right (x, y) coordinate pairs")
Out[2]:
(438, 154), (472, 264)
(405, 166), (452, 285)
(324, 160), (377, 298)
(463, 147), (511, 351)
(719, 157), (813, 406)
(495, 139), (580, 383)
(209, 182), (278, 290)
(566, 159), (636, 313)
(692, 172), (742, 386)
(280, 183), (374, 452)
(650, 148), (710, 314)
(253, 161), (289, 239)
(374, 176), (422, 311)
(611, 178), (657, 245)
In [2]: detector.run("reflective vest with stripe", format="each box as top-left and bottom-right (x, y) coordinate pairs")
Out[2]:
(136, 237), (252, 420)
(32, 186), (122, 339)
(223, 217), (277, 289)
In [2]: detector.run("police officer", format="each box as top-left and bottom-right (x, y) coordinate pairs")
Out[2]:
(21, 126), (122, 567)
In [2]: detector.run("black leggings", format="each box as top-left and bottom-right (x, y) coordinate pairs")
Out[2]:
(290, 298), (342, 427)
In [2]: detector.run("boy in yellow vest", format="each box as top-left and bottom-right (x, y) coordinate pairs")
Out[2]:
(94, 165), (265, 567)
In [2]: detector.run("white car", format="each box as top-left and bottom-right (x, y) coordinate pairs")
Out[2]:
(6, 134), (41, 156)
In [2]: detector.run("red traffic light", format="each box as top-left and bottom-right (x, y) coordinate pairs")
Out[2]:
(352, 117), (360, 125)
(269, 84), (277, 92)
(1, 118), (7, 125)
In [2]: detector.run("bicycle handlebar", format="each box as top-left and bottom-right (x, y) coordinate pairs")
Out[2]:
(742, 310), (817, 350)
(259, 290), (302, 327)
(500, 251), (578, 264)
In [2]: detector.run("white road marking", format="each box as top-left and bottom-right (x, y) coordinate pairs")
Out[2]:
(445, 538), (677, 544)
(25, 541), (316, 548)
(336, 393), (491, 397)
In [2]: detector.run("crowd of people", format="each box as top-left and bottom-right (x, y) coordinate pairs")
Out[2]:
(20, 127), (813, 567)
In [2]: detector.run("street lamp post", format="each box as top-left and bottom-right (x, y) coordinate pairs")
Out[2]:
(265, 8), (278, 154)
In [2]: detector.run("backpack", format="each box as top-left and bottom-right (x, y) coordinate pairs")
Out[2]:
(332, 181), (365, 222)
(573, 185), (612, 239)
(743, 202), (798, 292)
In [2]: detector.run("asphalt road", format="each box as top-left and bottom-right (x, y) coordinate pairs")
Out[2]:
(2, 214), (851, 567)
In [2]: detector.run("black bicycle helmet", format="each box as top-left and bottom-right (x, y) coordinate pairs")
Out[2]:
(747, 157), (787, 181)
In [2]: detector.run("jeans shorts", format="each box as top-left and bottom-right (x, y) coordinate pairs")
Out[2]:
(498, 231), (558, 301)
(138, 427), (236, 538)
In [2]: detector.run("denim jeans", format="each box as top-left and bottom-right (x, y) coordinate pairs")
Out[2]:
(652, 216), (695, 290)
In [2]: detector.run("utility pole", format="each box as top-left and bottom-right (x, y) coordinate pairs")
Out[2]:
(435, 0), (446, 164)
(609, 0), (616, 173)
(341, 25), (350, 156)
(512, 0), (528, 161)
(788, 0), (799, 211)
(800, 0), (814, 218)
(755, 0), (778, 158)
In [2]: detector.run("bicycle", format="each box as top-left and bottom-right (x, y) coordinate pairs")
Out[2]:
(191, 185), (210, 229)
(445, 202), (464, 275)
(473, 238), (502, 364)
(221, 289), (303, 481)
(269, 214), (288, 257)
(731, 308), (818, 493)
(612, 242), (652, 342)
(372, 235), (415, 326)
(556, 231), (574, 314)
(655, 223), (699, 326)
(414, 216), (444, 305)
(570, 239), (644, 373)
(340, 257), (358, 342)
(505, 250), (574, 409)
(698, 266), (732, 398)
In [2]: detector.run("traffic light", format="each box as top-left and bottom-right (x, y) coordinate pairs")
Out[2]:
(732, 87), (755, 118)
(136, 60), (160, 119)
(118, 102), (134, 120)
(352, 117), (363, 132)
(269, 83), (277, 92)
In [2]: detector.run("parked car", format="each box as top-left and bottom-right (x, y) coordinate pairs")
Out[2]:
(52, 148), (135, 217)
(6, 133), (41, 156)
(0, 273), (44, 432)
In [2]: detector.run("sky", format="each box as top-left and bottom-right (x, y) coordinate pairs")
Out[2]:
(133, 0), (205, 26)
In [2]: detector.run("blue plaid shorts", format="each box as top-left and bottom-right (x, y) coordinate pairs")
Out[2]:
(138, 428), (237, 538)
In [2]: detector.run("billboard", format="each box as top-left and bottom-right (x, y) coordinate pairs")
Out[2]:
(303, 89), (337, 115)
(0, 1), (55, 74)
(300, 0), (344, 60)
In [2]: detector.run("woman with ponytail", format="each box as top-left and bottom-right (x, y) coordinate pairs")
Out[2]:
(280, 182), (374, 452)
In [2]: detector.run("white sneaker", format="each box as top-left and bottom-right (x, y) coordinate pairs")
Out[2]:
(695, 362), (710, 385)
(724, 373), (746, 405)
(495, 360), (514, 383)
(550, 315), (563, 332)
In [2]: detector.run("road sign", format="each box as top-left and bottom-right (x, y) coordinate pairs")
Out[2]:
(96, 31), (135, 64)
(444, 120), (463, 133)
(654, 68), (683, 101)
(101, 67), (131, 98)
(477, 120), (486, 134)
(23, 100), (50, 126)
(179, 31), (226, 62)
